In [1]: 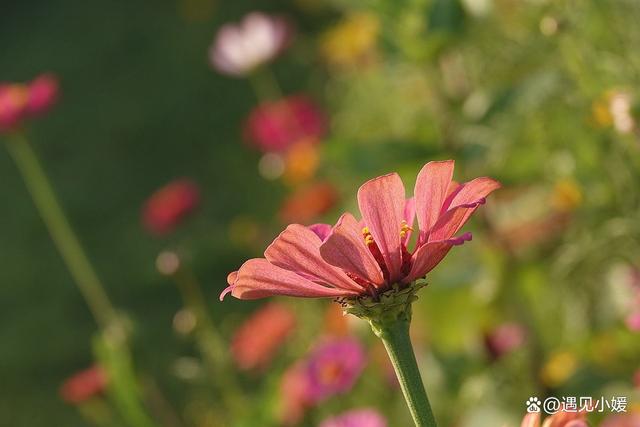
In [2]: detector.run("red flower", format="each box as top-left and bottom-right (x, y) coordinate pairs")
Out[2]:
(59, 365), (108, 404)
(0, 74), (59, 133)
(244, 95), (327, 153)
(231, 303), (296, 370)
(142, 179), (200, 235)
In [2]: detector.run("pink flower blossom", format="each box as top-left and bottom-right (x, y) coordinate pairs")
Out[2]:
(210, 12), (293, 77)
(626, 311), (640, 332)
(305, 338), (366, 401)
(0, 74), (58, 133)
(601, 413), (640, 427)
(222, 160), (500, 301)
(521, 411), (587, 427)
(484, 322), (526, 359)
(279, 338), (366, 424)
(244, 95), (326, 153)
(142, 179), (200, 235)
(231, 303), (296, 371)
(320, 408), (387, 427)
(59, 365), (108, 404)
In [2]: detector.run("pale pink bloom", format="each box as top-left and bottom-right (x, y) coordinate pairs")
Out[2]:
(221, 160), (500, 300)
(210, 12), (292, 77)
(484, 322), (526, 359)
(521, 411), (587, 427)
(320, 408), (387, 427)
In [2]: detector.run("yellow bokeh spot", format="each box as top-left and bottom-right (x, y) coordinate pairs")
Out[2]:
(283, 138), (320, 185)
(320, 12), (380, 69)
(540, 351), (578, 388)
(551, 179), (583, 212)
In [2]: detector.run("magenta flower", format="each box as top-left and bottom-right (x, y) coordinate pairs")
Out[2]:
(320, 409), (387, 427)
(222, 160), (500, 301)
(305, 338), (366, 401)
(210, 12), (293, 77)
(244, 95), (326, 153)
(0, 73), (58, 133)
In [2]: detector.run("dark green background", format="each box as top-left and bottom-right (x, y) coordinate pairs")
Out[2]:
(0, 1), (292, 424)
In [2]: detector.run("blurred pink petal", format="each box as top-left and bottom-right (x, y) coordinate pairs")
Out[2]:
(244, 95), (326, 153)
(320, 408), (387, 427)
(26, 73), (59, 115)
(305, 338), (366, 401)
(59, 365), (108, 404)
(141, 179), (200, 235)
(232, 303), (296, 370)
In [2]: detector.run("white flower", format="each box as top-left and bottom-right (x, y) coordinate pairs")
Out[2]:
(210, 12), (292, 77)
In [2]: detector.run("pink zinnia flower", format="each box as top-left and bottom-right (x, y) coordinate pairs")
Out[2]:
(484, 322), (526, 360)
(222, 160), (500, 301)
(601, 413), (640, 427)
(59, 365), (108, 404)
(142, 179), (200, 235)
(210, 12), (293, 77)
(521, 411), (587, 427)
(320, 408), (387, 427)
(244, 95), (326, 153)
(0, 74), (58, 133)
(305, 338), (366, 401)
(231, 303), (296, 371)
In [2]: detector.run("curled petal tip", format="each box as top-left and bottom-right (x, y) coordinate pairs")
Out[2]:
(452, 232), (473, 245)
(220, 286), (234, 301)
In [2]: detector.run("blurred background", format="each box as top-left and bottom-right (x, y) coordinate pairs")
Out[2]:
(1, 0), (639, 426)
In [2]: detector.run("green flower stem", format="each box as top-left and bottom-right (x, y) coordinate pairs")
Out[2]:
(374, 317), (438, 427)
(5, 133), (116, 328)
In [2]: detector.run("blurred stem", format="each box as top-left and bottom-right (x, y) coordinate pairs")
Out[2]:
(249, 67), (283, 102)
(172, 265), (246, 414)
(5, 133), (117, 329)
(374, 317), (438, 427)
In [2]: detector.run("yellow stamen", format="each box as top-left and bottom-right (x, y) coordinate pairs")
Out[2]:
(361, 226), (369, 235)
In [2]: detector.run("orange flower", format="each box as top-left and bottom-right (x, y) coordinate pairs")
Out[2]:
(59, 365), (108, 404)
(231, 303), (296, 370)
(279, 182), (339, 224)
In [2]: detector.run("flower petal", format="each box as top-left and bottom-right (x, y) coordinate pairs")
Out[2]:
(414, 160), (455, 240)
(402, 197), (416, 245)
(265, 224), (364, 292)
(403, 233), (472, 283)
(221, 258), (355, 300)
(357, 173), (406, 283)
(320, 213), (385, 287)
(429, 177), (500, 241)
(521, 413), (541, 427)
(442, 176), (501, 212)
(308, 223), (332, 241)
